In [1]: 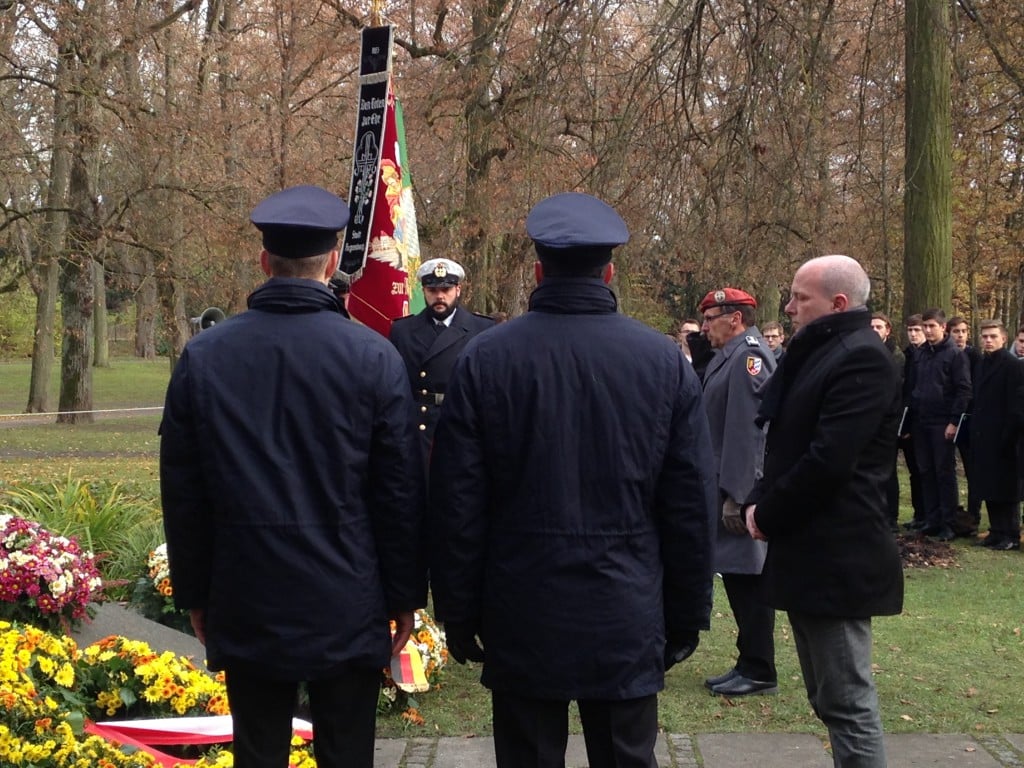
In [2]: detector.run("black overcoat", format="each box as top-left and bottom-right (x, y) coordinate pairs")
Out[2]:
(748, 309), (904, 619)
(429, 278), (716, 700)
(968, 349), (1024, 503)
(389, 307), (495, 466)
(160, 278), (425, 679)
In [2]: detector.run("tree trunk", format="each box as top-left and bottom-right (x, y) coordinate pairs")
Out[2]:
(27, 261), (60, 413)
(93, 259), (109, 367)
(158, 267), (190, 371)
(57, 90), (99, 424)
(904, 0), (952, 316)
(57, 248), (95, 424)
(134, 253), (158, 359)
(26, 45), (73, 414)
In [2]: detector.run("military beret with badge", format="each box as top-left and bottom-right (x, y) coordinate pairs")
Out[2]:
(699, 287), (758, 312)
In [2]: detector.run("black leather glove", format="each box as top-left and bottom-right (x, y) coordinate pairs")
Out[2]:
(444, 622), (485, 664)
(664, 631), (699, 671)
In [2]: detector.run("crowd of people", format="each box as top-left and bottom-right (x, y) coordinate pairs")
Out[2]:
(156, 183), (1020, 768)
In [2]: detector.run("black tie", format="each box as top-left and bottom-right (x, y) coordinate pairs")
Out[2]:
(434, 322), (446, 336)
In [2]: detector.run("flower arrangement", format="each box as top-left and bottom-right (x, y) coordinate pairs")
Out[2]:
(129, 544), (192, 634)
(0, 620), (160, 767)
(75, 634), (231, 720)
(378, 609), (448, 722)
(190, 736), (317, 768)
(133, 542), (448, 723)
(0, 621), (319, 767)
(0, 513), (104, 633)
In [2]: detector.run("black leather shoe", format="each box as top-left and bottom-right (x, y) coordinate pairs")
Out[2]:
(903, 520), (926, 531)
(704, 668), (738, 690)
(989, 539), (1021, 551)
(924, 526), (955, 541)
(710, 674), (778, 697)
(975, 535), (999, 547)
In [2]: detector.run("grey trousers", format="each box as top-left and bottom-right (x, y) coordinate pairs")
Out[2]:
(788, 613), (887, 768)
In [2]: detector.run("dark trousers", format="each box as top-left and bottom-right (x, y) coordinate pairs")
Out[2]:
(722, 573), (777, 683)
(491, 690), (658, 768)
(913, 425), (959, 530)
(900, 438), (924, 523)
(985, 500), (1022, 542)
(224, 664), (380, 768)
(956, 435), (982, 525)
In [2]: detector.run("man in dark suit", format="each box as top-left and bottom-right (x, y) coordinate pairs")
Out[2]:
(161, 186), (424, 768)
(430, 192), (715, 768)
(969, 319), (1024, 550)
(389, 258), (495, 469)
(745, 254), (903, 768)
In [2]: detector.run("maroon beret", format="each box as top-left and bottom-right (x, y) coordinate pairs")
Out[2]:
(699, 287), (757, 312)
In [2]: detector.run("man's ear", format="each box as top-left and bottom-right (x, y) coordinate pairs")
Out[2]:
(833, 293), (850, 312)
(602, 262), (615, 285)
(324, 249), (340, 282)
(259, 250), (273, 277)
(534, 261), (544, 285)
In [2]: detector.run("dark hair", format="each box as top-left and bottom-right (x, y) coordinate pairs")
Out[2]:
(761, 320), (783, 334)
(871, 312), (891, 330)
(534, 244), (612, 277)
(905, 313), (923, 327)
(539, 259), (607, 279)
(947, 315), (968, 329)
(921, 307), (946, 323)
(979, 319), (1005, 332)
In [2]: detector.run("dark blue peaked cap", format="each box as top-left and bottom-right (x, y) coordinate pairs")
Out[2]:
(525, 192), (629, 249)
(250, 185), (350, 259)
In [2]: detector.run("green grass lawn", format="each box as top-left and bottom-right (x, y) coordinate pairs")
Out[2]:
(1, 358), (167, 489)
(2, 356), (1022, 738)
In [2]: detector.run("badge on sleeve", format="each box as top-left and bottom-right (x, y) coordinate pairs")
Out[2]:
(746, 356), (763, 376)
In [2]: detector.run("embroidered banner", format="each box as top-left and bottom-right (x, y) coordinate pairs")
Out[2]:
(341, 25), (420, 336)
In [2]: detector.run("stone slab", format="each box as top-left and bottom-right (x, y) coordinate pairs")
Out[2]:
(372, 738), (408, 768)
(71, 602), (207, 663)
(884, 734), (1002, 766)
(434, 736), (496, 767)
(697, 733), (832, 768)
(431, 732), (673, 767)
(1001, 733), (1024, 755)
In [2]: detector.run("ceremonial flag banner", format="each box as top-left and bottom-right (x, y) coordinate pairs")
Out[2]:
(85, 716), (313, 766)
(342, 25), (422, 336)
(391, 637), (430, 692)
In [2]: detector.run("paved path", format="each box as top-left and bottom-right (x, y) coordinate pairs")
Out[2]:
(374, 733), (1024, 767)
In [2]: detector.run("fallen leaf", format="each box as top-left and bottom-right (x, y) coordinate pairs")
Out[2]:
(965, 688), (977, 698)
(987, 709), (999, 714)
(965, 747), (976, 752)
(900, 714), (914, 721)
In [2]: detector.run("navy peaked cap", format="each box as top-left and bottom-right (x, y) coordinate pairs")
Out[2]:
(526, 192), (629, 249)
(250, 185), (350, 259)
